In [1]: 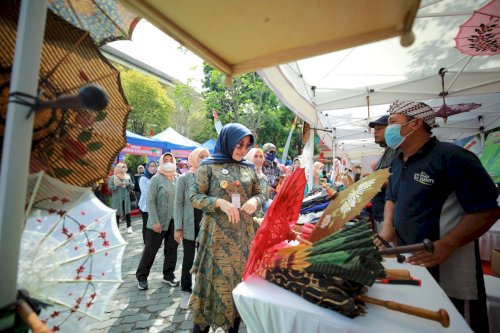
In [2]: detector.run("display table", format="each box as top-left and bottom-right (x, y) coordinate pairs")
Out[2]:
(479, 220), (500, 261)
(233, 258), (471, 333)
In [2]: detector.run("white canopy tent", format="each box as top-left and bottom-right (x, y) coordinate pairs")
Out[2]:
(260, 0), (500, 162)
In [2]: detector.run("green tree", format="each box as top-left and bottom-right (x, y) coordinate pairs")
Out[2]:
(169, 80), (206, 137)
(125, 154), (147, 177)
(202, 64), (303, 160)
(120, 68), (175, 136)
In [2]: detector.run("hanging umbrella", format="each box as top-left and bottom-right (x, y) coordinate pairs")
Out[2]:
(19, 172), (127, 332)
(0, 3), (131, 186)
(435, 68), (482, 124)
(48, 0), (140, 46)
(454, 0), (500, 56)
(308, 168), (390, 242)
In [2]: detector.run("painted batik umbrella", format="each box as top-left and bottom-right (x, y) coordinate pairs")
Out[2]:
(308, 168), (390, 242)
(0, 3), (131, 186)
(262, 221), (449, 327)
(18, 172), (127, 332)
(48, 0), (140, 46)
(454, 0), (500, 56)
(435, 68), (482, 124)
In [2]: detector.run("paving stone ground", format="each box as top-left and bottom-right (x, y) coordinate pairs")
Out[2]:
(89, 217), (247, 333)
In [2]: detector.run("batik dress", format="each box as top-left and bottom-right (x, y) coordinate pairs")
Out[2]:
(189, 163), (264, 331)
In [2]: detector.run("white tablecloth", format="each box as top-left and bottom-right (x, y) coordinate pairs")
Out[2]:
(233, 259), (471, 333)
(480, 220), (500, 261)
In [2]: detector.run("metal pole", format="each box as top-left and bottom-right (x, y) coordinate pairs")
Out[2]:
(0, 0), (48, 329)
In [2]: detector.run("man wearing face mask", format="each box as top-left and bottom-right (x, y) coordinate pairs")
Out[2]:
(262, 143), (283, 199)
(378, 100), (499, 332)
(368, 115), (399, 232)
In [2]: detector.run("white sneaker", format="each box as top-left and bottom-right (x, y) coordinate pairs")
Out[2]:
(180, 291), (190, 310)
(127, 227), (133, 234)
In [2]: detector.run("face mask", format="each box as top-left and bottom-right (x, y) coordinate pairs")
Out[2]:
(162, 163), (175, 172)
(384, 119), (417, 149)
(265, 152), (276, 161)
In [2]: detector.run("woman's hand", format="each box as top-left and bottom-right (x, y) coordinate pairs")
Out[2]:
(241, 198), (258, 215)
(152, 223), (161, 233)
(174, 230), (183, 244)
(216, 199), (240, 223)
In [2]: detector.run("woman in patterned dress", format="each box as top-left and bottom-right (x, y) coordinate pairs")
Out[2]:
(109, 163), (134, 233)
(189, 123), (265, 333)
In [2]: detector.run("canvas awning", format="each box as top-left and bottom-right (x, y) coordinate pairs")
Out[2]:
(120, 0), (420, 83)
(260, 0), (500, 161)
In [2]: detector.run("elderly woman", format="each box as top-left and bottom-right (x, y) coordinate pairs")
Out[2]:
(189, 123), (265, 333)
(174, 147), (210, 309)
(136, 153), (179, 290)
(109, 163), (134, 234)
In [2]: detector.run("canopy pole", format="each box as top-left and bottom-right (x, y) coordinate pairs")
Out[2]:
(0, 0), (47, 329)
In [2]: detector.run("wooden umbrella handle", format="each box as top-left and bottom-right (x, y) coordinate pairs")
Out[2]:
(17, 299), (53, 333)
(359, 295), (450, 328)
(378, 239), (434, 255)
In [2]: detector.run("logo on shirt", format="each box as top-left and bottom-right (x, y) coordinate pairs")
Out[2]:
(413, 171), (434, 186)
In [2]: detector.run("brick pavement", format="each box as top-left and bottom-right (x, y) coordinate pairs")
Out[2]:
(90, 217), (247, 333)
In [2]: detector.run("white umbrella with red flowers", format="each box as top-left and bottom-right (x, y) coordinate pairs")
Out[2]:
(18, 172), (127, 332)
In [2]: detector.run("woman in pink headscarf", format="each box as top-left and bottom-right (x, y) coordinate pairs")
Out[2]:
(174, 147), (210, 309)
(245, 148), (269, 217)
(312, 161), (324, 187)
(109, 163), (134, 233)
(136, 153), (179, 291)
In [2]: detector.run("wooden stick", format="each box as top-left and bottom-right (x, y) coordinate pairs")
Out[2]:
(378, 239), (434, 256)
(17, 299), (53, 333)
(359, 295), (450, 328)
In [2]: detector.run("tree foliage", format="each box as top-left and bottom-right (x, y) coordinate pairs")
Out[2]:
(202, 64), (303, 160)
(120, 68), (175, 136)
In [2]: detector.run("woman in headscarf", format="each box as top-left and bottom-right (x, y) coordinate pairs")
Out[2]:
(189, 123), (265, 333)
(312, 161), (324, 187)
(138, 160), (158, 244)
(136, 153), (179, 290)
(109, 162), (134, 234)
(174, 147), (211, 310)
(244, 147), (269, 218)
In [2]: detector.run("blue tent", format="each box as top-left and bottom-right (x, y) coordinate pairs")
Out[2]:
(152, 127), (201, 151)
(126, 130), (167, 150)
(202, 138), (217, 154)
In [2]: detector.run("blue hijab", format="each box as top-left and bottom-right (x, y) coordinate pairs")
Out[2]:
(200, 123), (255, 169)
(143, 161), (157, 179)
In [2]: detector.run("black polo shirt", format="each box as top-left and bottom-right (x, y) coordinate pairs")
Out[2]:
(386, 137), (498, 245)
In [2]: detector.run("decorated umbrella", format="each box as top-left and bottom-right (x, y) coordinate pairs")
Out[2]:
(454, 0), (500, 56)
(308, 168), (390, 242)
(261, 221), (449, 327)
(243, 168), (307, 280)
(18, 172), (127, 331)
(434, 68), (482, 124)
(48, 0), (140, 46)
(0, 3), (131, 186)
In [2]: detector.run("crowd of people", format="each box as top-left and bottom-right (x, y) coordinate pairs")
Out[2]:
(93, 101), (498, 333)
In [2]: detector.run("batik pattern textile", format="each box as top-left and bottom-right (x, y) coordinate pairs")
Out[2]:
(189, 163), (264, 331)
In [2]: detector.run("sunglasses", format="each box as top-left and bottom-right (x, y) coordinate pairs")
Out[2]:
(235, 141), (252, 150)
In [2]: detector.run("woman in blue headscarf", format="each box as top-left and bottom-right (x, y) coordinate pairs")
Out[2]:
(138, 160), (158, 244)
(189, 123), (265, 333)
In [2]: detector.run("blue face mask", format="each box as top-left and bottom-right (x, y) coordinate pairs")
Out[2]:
(265, 152), (276, 161)
(384, 119), (416, 149)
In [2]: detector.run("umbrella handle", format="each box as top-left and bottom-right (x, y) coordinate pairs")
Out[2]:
(378, 239), (434, 255)
(359, 295), (450, 328)
(17, 299), (53, 333)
